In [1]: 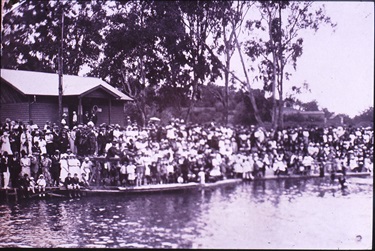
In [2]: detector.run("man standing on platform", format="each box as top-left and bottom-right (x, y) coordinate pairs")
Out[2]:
(72, 111), (78, 128)
(61, 113), (68, 128)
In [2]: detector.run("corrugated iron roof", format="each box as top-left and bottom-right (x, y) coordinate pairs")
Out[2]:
(0, 69), (133, 101)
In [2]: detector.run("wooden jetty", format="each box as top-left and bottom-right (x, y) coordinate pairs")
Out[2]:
(0, 172), (371, 203)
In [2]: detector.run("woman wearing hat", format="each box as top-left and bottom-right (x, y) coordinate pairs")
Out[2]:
(1, 131), (13, 156)
(81, 157), (93, 181)
(68, 153), (81, 180)
(68, 126), (77, 155)
(40, 153), (52, 187)
(38, 134), (47, 155)
(32, 130), (41, 148)
(20, 150), (31, 177)
(59, 153), (69, 184)
(20, 126), (32, 155)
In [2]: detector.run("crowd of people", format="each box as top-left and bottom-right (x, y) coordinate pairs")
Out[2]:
(0, 116), (373, 195)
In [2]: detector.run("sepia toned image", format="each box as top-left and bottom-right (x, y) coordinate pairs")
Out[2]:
(0, 0), (373, 249)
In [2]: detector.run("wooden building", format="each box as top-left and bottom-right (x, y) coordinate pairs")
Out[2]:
(0, 69), (133, 128)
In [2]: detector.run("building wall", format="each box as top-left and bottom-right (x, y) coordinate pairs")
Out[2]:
(30, 101), (59, 128)
(1, 79), (128, 127)
(0, 102), (29, 123)
(0, 100), (59, 128)
(111, 100), (126, 126)
(90, 100), (126, 126)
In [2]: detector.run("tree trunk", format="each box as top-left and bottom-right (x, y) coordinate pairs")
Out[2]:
(224, 59), (229, 125)
(278, 64), (285, 130)
(233, 32), (263, 125)
(223, 19), (231, 125)
(271, 49), (278, 129)
(136, 101), (146, 127)
(185, 80), (197, 123)
(277, 5), (284, 130)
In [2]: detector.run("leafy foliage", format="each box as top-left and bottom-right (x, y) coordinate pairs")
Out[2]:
(2, 1), (344, 128)
(245, 1), (336, 128)
(2, 0), (106, 75)
(353, 107), (374, 126)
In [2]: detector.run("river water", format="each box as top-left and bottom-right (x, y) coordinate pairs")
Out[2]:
(0, 176), (373, 249)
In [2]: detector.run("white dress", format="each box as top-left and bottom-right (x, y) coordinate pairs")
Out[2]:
(20, 157), (31, 177)
(68, 158), (82, 181)
(0, 135), (13, 155)
(127, 164), (136, 181)
(60, 159), (69, 183)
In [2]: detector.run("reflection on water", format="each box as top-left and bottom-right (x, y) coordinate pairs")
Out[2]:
(0, 176), (373, 249)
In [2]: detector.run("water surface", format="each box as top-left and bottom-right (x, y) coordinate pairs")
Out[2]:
(0, 176), (372, 249)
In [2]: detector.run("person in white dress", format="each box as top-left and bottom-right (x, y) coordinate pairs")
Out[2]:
(0, 131), (13, 155)
(59, 154), (70, 185)
(126, 159), (136, 186)
(67, 153), (82, 181)
(81, 157), (93, 181)
(20, 151), (31, 177)
(36, 174), (47, 197)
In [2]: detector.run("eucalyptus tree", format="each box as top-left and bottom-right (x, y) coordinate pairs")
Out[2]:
(208, 1), (258, 125)
(188, 1), (265, 125)
(245, 1), (336, 129)
(226, 1), (265, 125)
(92, 1), (191, 126)
(1, 0), (106, 75)
(177, 0), (224, 123)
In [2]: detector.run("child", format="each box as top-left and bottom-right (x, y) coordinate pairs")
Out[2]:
(72, 173), (81, 197)
(126, 160), (136, 186)
(28, 176), (36, 194)
(119, 162), (127, 186)
(79, 173), (90, 189)
(72, 173), (80, 190)
(64, 173), (74, 198)
(36, 174), (46, 197)
(198, 167), (206, 184)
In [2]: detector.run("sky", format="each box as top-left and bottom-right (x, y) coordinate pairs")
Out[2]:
(293, 1), (374, 118)
(75, 1), (374, 118)
(228, 1), (374, 118)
